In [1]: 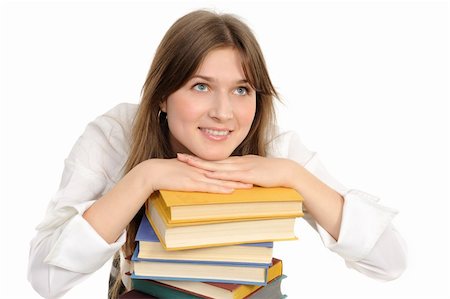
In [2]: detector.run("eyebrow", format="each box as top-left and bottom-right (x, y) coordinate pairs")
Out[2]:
(191, 75), (250, 85)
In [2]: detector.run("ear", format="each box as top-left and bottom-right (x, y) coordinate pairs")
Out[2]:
(160, 101), (167, 113)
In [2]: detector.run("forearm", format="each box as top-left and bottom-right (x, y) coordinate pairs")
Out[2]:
(83, 160), (154, 244)
(289, 161), (344, 240)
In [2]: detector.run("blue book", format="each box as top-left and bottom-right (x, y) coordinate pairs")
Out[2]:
(136, 214), (273, 266)
(131, 246), (270, 285)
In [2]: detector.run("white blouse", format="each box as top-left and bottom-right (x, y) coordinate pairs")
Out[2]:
(27, 103), (407, 298)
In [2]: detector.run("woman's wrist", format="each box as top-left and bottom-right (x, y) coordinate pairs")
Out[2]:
(284, 159), (307, 190)
(287, 159), (344, 239)
(134, 159), (159, 196)
(286, 159), (328, 205)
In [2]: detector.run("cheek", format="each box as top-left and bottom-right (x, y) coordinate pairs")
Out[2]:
(167, 95), (203, 126)
(167, 104), (207, 149)
(236, 101), (257, 127)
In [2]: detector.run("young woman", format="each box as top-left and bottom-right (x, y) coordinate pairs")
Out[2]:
(28, 9), (407, 298)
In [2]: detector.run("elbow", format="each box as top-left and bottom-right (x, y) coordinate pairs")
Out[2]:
(28, 262), (78, 299)
(28, 266), (54, 299)
(345, 230), (408, 281)
(378, 228), (408, 281)
(28, 239), (73, 299)
(28, 276), (52, 299)
(28, 240), (52, 298)
(378, 252), (408, 281)
(365, 225), (408, 281)
(28, 259), (68, 299)
(346, 253), (407, 282)
(351, 241), (408, 281)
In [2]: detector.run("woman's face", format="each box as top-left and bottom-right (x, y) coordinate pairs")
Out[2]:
(161, 47), (256, 161)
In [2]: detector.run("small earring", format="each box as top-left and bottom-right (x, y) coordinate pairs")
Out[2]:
(158, 110), (167, 123)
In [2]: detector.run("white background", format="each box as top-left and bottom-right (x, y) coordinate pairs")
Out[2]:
(1, 0), (449, 298)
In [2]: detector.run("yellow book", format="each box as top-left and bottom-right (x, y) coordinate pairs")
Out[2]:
(146, 199), (298, 250)
(150, 187), (303, 225)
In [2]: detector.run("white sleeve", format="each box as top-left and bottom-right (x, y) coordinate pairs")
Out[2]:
(28, 200), (126, 298)
(278, 130), (407, 280)
(28, 106), (130, 298)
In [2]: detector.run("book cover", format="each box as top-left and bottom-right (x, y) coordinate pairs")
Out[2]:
(136, 214), (273, 265)
(136, 213), (273, 248)
(131, 246), (270, 285)
(146, 200), (297, 251)
(151, 187), (303, 224)
(157, 258), (283, 299)
(158, 187), (302, 206)
(245, 275), (286, 299)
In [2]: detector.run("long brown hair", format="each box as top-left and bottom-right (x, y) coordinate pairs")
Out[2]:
(110, 9), (278, 298)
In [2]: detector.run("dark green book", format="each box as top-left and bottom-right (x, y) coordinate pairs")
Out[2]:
(132, 279), (207, 299)
(119, 289), (157, 298)
(132, 275), (287, 299)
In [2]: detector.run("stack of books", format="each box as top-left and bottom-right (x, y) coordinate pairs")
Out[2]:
(129, 187), (303, 298)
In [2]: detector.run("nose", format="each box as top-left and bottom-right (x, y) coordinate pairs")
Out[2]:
(208, 91), (234, 121)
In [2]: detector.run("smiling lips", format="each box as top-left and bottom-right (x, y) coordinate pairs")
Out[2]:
(199, 127), (232, 141)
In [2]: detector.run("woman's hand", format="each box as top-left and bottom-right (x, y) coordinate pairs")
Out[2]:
(177, 153), (344, 240)
(176, 153), (300, 188)
(141, 158), (253, 194)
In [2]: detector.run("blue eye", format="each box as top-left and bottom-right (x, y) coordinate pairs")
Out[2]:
(193, 83), (208, 92)
(234, 87), (248, 96)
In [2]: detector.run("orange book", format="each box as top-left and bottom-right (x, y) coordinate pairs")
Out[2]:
(150, 187), (303, 225)
(146, 199), (298, 250)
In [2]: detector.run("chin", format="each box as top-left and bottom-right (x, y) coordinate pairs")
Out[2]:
(195, 150), (233, 161)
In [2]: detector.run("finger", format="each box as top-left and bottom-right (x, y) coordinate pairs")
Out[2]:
(219, 180), (253, 189)
(205, 170), (252, 184)
(187, 182), (235, 193)
(180, 155), (244, 172)
(177, 153), (221, 171)
(177, 153), (192, 162)
(200, 175), (253, 189)
(211, 156), (244, 163)
(182, 179), (251, 194)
